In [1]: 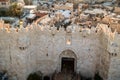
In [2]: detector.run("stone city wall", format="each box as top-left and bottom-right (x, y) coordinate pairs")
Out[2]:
(107, 32), (120, 80)
(0, 20), (120, 80)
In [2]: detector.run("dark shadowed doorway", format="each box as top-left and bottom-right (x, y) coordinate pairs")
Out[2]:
(43, 76), (50, 80)
(61, 57), (75, 73)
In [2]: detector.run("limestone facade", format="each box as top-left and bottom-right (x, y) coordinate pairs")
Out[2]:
(0, 20), (120, 80)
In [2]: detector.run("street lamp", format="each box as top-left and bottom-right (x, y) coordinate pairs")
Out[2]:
(19, 19), (23, 28)
(66, 39), (71, 45)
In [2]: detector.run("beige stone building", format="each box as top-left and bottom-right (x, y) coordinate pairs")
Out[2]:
(0, 0), (10, 8)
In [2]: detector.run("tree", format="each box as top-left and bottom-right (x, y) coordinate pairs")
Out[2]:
(8, 2), (23, 18)
(27, 71), (42, 80)
(0, 8), (7, 16)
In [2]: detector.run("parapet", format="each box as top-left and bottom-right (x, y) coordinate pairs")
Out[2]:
(0, 19), (120, 39)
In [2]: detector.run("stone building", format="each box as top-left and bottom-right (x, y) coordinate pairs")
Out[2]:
(0, 0), (10, 8)
(0, 19), (120, 80)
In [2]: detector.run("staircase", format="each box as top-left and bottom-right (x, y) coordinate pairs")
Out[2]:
(53, 71), (81, 80)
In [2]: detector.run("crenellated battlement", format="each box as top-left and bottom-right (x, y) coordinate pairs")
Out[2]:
(0, 19), (120, 44)
(0, 20), (104, 35)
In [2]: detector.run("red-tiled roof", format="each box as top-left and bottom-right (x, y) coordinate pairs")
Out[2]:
(0, 0), (9, 2)
(35, 12), (47, 17)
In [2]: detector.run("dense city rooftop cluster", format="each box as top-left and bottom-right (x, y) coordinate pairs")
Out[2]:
(0, 0), (120, 33)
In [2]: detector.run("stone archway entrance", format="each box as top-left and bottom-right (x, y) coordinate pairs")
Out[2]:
(53, 50), (79, 80)
(59, 49), (77, 73)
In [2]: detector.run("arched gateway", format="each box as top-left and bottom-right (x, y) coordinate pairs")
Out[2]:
(53, 50), (80, 80)
(59, 49), (77, 73)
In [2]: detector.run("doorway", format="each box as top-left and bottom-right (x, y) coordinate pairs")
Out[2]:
(94, 72), (103, 80)
(61, 57), (75, 73)
(43, 76), (50, 80)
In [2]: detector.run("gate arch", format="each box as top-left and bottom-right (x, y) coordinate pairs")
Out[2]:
(59, 49), (77, 72)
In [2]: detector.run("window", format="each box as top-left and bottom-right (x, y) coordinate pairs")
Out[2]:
(1, 2), (6, 5)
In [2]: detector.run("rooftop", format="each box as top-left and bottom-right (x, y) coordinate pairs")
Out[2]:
(0, 0), (9, 2)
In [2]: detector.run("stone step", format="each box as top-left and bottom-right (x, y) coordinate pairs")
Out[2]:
(53, 72), (81, 80)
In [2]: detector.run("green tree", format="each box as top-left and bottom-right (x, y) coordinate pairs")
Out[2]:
(8, 2), (23, 18)
(0, 8), (9, 17)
